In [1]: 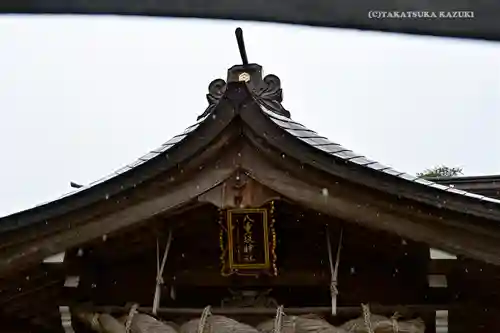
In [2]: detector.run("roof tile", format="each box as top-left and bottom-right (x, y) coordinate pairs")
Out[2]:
(261, 104), (500, 205)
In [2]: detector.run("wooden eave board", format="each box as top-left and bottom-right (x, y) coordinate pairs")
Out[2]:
(240, 102), (500, 222)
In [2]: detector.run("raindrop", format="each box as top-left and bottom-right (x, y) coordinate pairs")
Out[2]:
(102, 234), (107, 242)
(281, 153), (286, 158)
(181, 253), (185, 258)
(77, 249), (84, 257)
(45, 221), (48, 225)
(350, 267), (356, 274)
(321, 188), (329, 196)
(18, 287), (22, 292)
(169, 176), (175, 182)
(25, 276), (30, 281)
(212, 114), (217, 119)
(105, 194), (110, 200)
(401, 239), (407, 245)
(91, 283), (97, 288)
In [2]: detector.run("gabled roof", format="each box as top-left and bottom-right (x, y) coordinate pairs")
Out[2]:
(2, 61), (500, 274)
(1, 62), (500, 233)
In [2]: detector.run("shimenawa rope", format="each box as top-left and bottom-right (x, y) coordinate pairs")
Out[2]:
(153, 229), (173, 315)
(326, 226), (343, 316)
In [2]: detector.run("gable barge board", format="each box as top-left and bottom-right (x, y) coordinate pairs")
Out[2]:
(239, 102), (500, 225)
(0, 84), (249, 234)
(0, 118), (243, 262)
(0, 158), (236, 277)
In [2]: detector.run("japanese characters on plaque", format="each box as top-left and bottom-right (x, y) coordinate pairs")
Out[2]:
(219, 202), (277, 276)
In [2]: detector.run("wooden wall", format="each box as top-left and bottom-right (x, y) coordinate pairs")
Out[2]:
(1, 201), (500, 332)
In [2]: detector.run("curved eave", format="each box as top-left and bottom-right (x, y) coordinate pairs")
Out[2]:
(0, 95), (238, 233)
(0, 124), (195, 231)
(241, 102), (500, 222)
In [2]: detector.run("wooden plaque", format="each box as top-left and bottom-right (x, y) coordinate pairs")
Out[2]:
(219, 203), (277, 276)
(227, 208), (270, 270)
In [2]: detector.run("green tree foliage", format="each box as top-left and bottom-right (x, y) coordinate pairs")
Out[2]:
(417, 165), (463, 178)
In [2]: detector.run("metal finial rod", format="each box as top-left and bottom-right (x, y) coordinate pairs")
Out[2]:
(235, 28), (249, 65)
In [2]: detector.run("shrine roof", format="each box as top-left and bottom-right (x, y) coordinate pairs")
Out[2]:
(1, 62), (500, 234)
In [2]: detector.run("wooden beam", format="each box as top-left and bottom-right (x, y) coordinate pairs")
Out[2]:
(79, 304), (453, 317)
(166, 270), (330, 286)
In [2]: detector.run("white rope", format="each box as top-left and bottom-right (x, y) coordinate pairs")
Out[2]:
(362, 304), (374, 333)
(273, 305), (285, 333)
(89, 313), (100, 332)
(125, 303), (139, 333)
(326, 226), (343, 315)
(390, 312), (401, 333)
(153, 229), (173, 315)
(198, 306), (212, 333)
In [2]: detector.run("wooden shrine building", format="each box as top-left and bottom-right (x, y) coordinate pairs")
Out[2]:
(2, 30), (500, 333)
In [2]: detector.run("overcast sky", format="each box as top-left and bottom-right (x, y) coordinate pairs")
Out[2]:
(0, 15), (499, 217)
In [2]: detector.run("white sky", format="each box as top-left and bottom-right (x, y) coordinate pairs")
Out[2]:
(1, 15), (499, 217)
